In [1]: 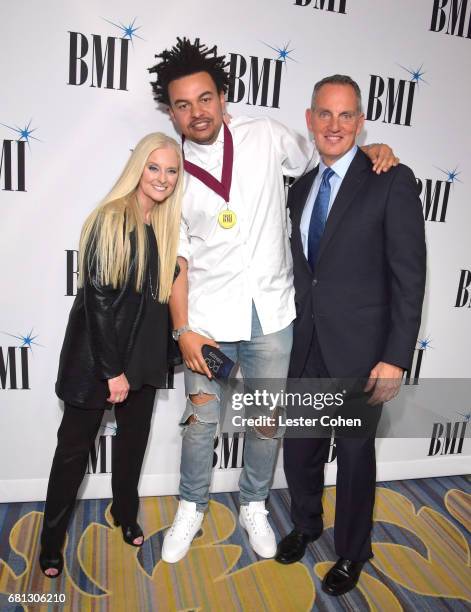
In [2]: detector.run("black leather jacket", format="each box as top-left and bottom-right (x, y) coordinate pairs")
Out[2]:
(55, 233), (180, 408)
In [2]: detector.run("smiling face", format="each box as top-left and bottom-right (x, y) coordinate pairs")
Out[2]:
(136, 147), (179, 210)
(306, 83), (364, 166)
(167, 71), (225, 145)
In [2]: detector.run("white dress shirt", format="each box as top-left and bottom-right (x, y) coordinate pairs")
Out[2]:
(179, 116), (318, 341)
(300, 145), (358, 257)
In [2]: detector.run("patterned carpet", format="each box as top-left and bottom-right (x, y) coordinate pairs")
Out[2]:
(0, 475), (469, 611)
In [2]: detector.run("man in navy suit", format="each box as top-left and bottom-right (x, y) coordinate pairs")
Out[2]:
(275, 75), (426, 596)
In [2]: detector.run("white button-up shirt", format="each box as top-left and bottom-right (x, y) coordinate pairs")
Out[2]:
(178, 116), (317, 341)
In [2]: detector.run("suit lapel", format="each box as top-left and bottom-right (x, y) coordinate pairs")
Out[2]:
(316, 150), (370, 266)
(291, 167), (319, 224)
(290, 167), (319, 275)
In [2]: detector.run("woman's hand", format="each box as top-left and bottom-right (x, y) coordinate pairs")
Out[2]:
(107, 373), (130, 404)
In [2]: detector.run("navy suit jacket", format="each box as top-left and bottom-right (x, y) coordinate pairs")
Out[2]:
(288, 148), (426, 378)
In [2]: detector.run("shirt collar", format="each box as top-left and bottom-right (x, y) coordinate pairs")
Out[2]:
(318, 144), (358, 180)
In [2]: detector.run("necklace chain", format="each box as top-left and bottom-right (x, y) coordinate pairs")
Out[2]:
(149, 267), (158, 301)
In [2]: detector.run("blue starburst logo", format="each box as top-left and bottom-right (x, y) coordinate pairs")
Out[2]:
(102, 17), (144, 43)
(399, 63), (428, 86)
(435, 165), (462, 184)
(417, 336), (432, 351)
(0, 119), (41, 150)
(2, 328), (43, 351)
(456, 412), (471, 423)
(261, 41), (297, 67)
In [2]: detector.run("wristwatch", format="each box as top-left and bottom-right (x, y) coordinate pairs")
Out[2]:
(172, 325), (191, 341)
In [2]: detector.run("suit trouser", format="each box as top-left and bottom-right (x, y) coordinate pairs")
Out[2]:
(283, 330), (377, 562)
(41, 385), (155, 551)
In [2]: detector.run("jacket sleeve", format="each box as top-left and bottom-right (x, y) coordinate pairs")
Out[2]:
(381, 164), (427, 370)
(83, 244), (124, 381)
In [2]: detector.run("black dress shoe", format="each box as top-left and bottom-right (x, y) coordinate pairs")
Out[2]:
(321, 557), (364, 596)
(275, 529), (319, 564)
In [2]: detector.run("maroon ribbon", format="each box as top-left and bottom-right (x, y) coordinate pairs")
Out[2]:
(182, 123), (234, 203)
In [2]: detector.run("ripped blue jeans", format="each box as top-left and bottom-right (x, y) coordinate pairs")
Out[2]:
(179, 304), (293, 511)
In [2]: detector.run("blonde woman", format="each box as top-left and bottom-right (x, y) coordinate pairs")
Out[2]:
(39, 133), (183, 578)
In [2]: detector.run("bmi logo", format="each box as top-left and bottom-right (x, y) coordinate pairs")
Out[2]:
(455, 270), (471, 308)
(327, 433), (337, 463)
(428, 413), (469, 456)
(87, 424), (115, 474)
(227, 40), (294, 109)
(68, 17), (143, 91)
(284, 175), (296, 199)
(366, 63), (428, 127)
(213, 432), (245, 469)
(430, 0), (471, 38)
(0, 330), (41, 390)
(0, 120), (40, 192)
(404, 337), (431, 385)
(65, 249), (79, 296)
(417, 166), (461, 223)
(293, 0), (347, 14)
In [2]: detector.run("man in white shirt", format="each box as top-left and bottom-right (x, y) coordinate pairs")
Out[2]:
(148, 38), (397, 564)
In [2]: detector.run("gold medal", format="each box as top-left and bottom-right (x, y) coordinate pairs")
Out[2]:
(218, 209), (237, 229)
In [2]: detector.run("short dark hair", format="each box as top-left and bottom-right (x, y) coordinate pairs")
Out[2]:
(148, 37), (230, 106)
(311, 74), (362, 113)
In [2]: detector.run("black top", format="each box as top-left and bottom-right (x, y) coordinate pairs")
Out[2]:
(125, 224), (168, 390)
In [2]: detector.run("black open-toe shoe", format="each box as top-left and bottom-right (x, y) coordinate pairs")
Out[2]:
(39, 549), (64, 578)
(110, 508), (144, 547)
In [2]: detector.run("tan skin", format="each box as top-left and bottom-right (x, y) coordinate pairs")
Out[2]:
(167, 72), (399, 409)
(307, 83), (403, 405)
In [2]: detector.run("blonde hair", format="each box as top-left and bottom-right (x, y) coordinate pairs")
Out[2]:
(78, 133), (183, 303)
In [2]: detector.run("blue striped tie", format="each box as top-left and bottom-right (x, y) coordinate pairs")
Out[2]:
(308, 167), (335, 271)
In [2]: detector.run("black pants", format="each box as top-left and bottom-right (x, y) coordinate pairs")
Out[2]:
(284, 330), (378, 562)
(41, 385), (156, 551)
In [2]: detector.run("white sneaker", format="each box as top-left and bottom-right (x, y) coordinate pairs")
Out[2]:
(239, 500), (277, 558)
(162, 500), (204, 563)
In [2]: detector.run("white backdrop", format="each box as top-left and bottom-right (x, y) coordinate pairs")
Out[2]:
(1, 0), (470, 502)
